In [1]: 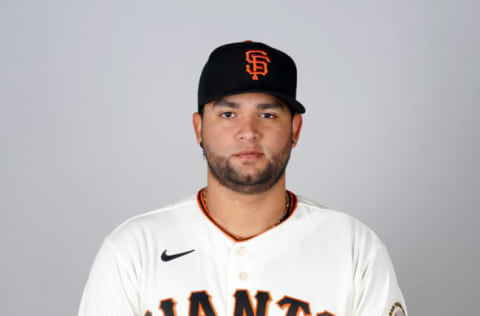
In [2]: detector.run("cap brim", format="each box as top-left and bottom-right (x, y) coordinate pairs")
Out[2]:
(199, 89), (305, 114)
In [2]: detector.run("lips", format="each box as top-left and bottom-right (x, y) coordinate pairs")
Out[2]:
(232, 150), (264, 160)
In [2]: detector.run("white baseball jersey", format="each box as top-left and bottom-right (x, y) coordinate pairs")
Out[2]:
(79, 189), (407, 316)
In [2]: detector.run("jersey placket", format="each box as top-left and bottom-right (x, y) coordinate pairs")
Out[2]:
(225, 243), (252, 315)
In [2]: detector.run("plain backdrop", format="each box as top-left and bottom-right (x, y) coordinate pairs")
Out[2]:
(1, 1), (479, 315)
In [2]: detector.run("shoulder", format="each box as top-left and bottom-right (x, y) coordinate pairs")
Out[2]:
(104, 194), (200, 249)
(293, 194), (386, 252)
(295, 194), (367, 227)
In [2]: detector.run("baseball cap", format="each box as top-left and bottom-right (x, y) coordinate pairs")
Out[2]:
(198, 41), (305, 114)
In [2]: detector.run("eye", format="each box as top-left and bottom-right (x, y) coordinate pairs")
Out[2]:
(220, 111), (235, 118)
(260, 112), (276, 119)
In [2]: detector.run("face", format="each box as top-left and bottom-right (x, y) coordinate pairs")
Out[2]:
(193, 93), (302, 194)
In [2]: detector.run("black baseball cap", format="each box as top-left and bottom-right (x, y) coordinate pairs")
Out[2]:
(198, 41), (305, 114)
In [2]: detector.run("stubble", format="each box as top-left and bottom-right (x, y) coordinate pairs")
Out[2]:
(202, 136), (293, 195)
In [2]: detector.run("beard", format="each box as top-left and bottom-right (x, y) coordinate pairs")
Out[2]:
(202, 136), (293, 195)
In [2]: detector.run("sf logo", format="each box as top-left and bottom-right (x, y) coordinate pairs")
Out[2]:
(245, 50), (270, 80)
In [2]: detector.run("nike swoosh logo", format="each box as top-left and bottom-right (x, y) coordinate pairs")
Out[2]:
(161, 249), (195, 262)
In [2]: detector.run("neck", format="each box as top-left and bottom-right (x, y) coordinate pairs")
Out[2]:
(203, 172), (288, 239)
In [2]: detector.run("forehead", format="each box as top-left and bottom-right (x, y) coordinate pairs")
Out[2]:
(206, 92), (288, 110)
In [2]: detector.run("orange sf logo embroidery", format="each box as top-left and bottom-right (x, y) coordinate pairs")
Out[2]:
(245, 50), (271, 80)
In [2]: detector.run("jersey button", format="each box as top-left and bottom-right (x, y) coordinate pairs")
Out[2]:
(236, 246), (247, 256)
(239, 272), (248, 281)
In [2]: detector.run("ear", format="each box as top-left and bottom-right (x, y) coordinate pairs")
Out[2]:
(291, 114), (303, 148)
(192, 112), (203, 146)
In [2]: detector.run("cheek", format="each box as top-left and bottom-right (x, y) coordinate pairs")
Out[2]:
(268, 127), (291, 143)
(202, 125), (231, 151)
(262, 128), (292, 155)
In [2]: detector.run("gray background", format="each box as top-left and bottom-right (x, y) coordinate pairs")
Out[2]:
(1, 0), (479, 315)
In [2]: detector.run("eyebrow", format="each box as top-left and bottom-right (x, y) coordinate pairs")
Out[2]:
(212, 99), (239, 109)
(256, 102), (285, 111)
(212, 98), (285, 111)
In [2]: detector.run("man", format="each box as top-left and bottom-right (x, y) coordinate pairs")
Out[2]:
(79, 41), (407, 316)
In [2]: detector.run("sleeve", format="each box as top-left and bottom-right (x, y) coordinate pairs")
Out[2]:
(352, 244), (408, 316)
(78, 238), (142, 316)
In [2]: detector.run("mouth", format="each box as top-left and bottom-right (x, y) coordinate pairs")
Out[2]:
(232, 150), (264, 160)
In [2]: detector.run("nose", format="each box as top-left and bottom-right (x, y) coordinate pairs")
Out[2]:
(236, 117), (260, 142)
